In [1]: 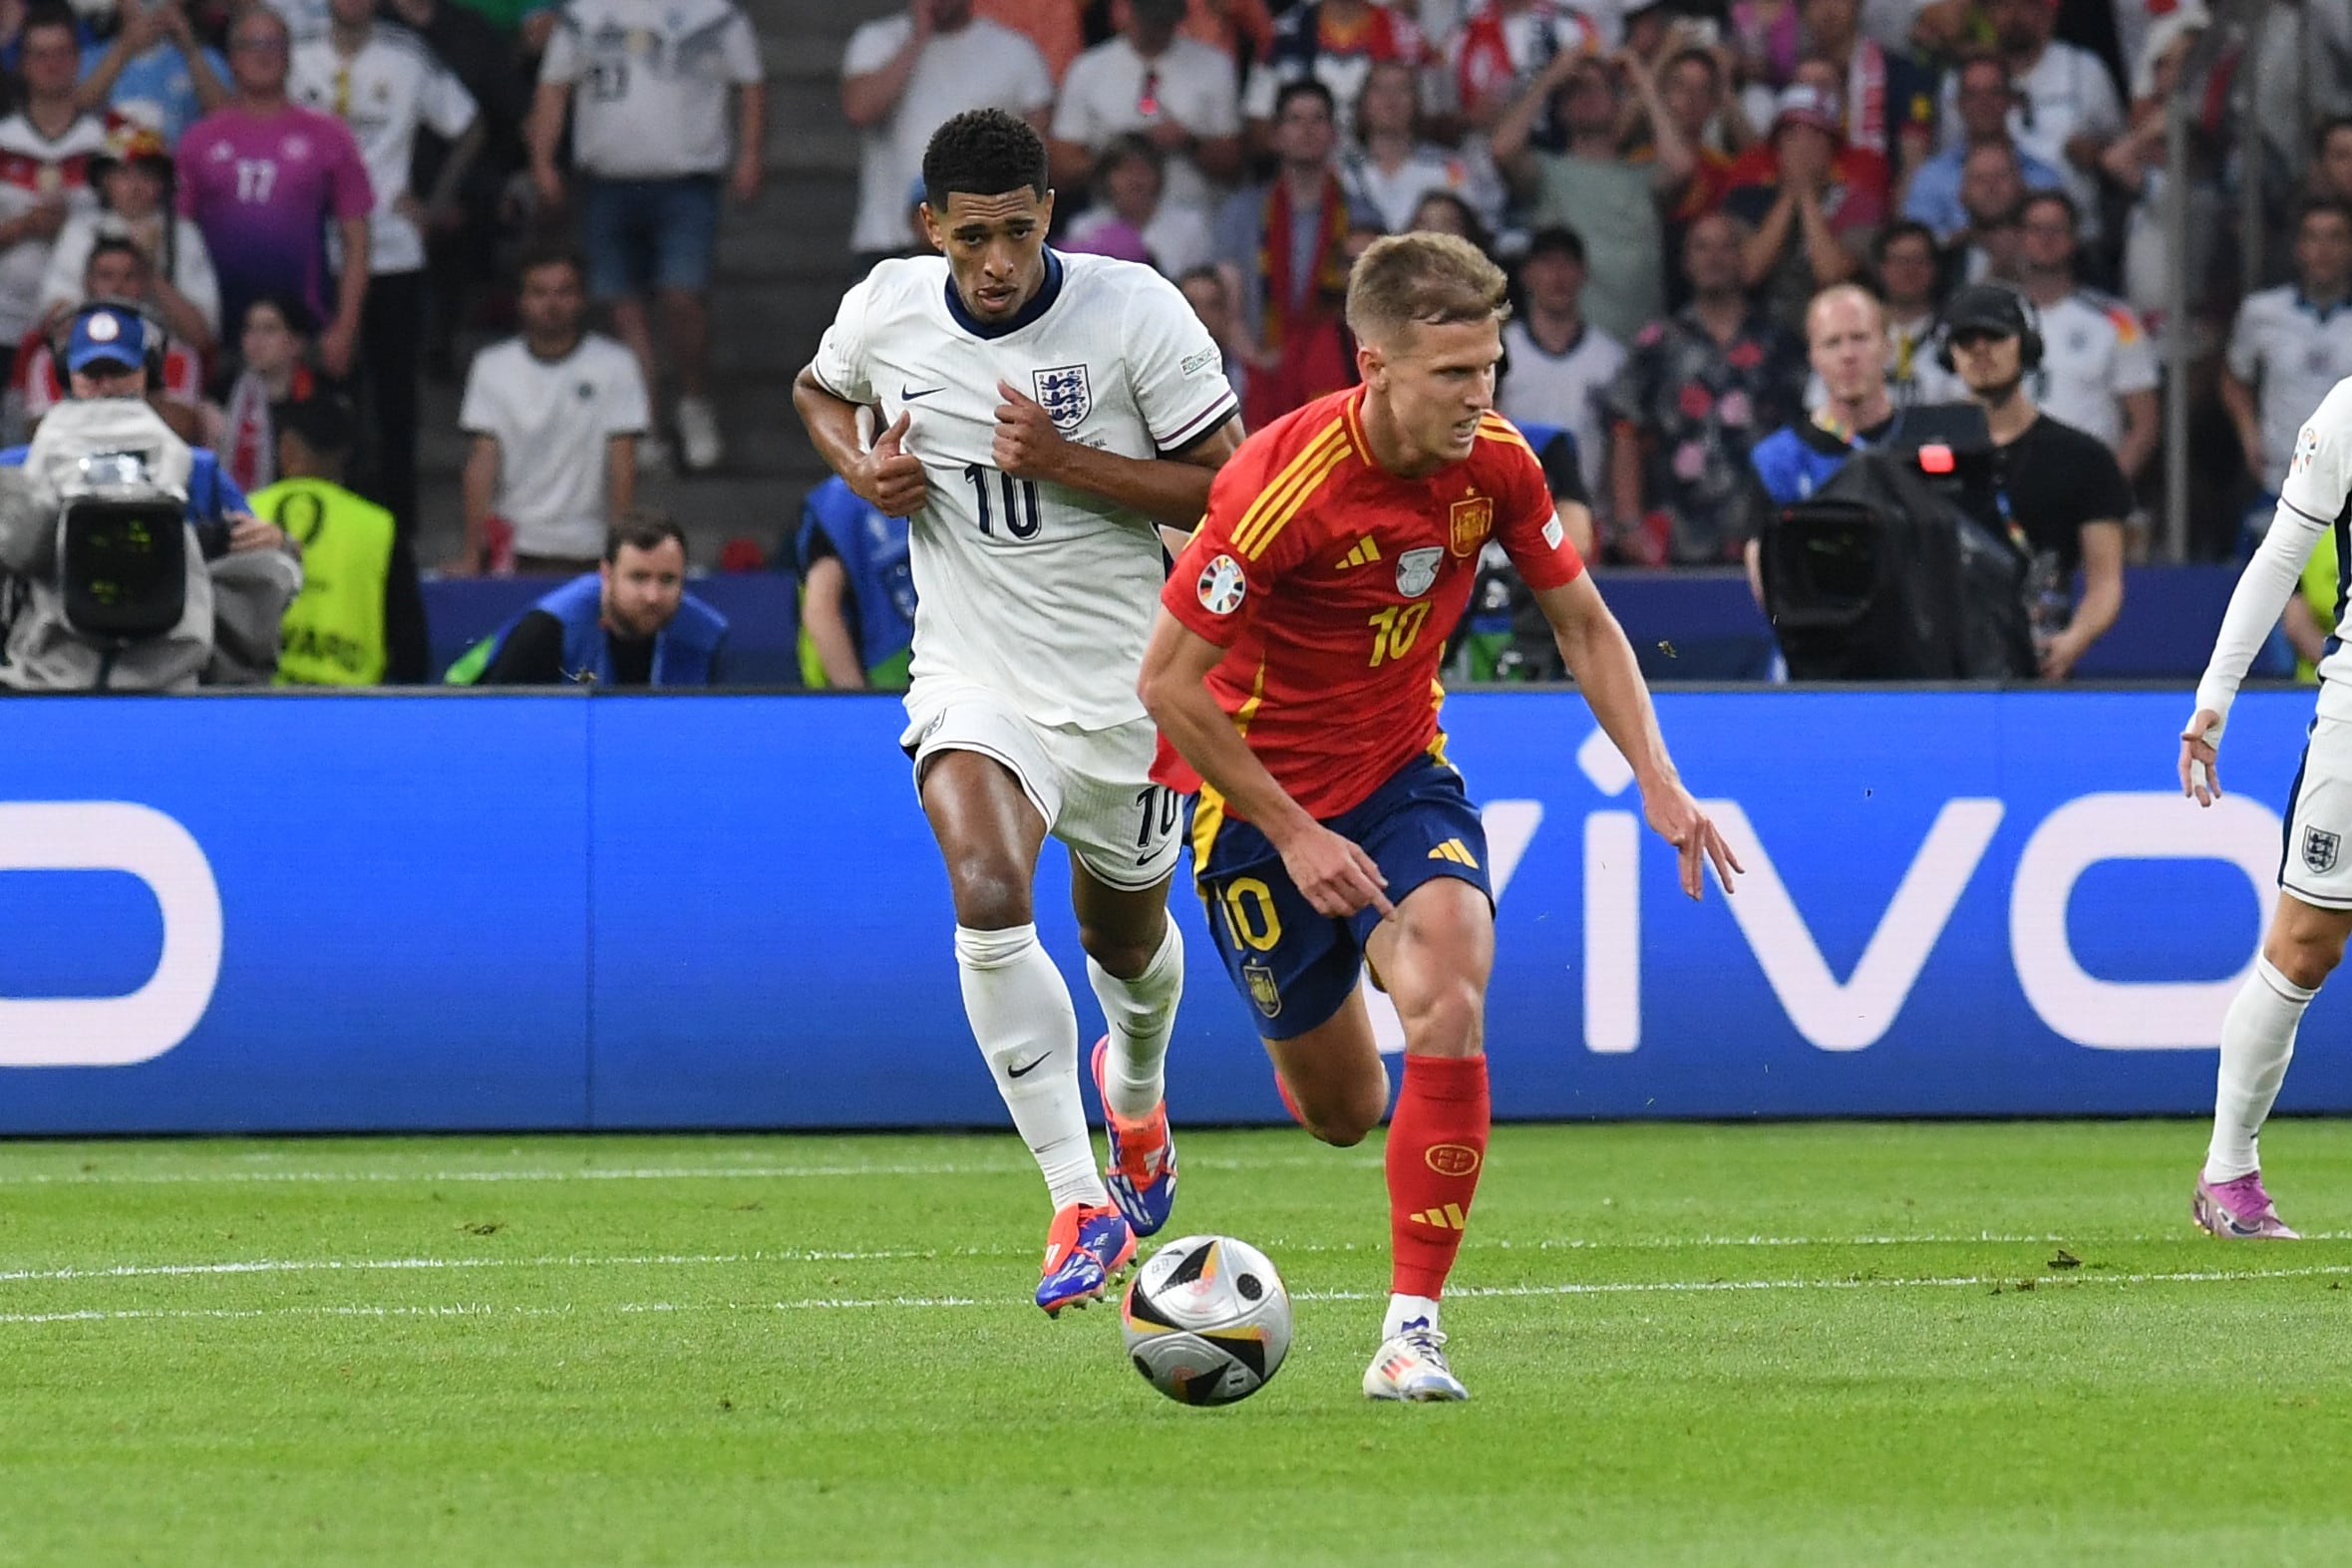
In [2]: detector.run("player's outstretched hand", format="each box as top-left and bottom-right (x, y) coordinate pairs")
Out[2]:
(2180, 707), (2223, 806)
(857, 410), (929, 516)
(1278, 822), (1395, 921)
(1643, 780), (1741, 901)
(993, 379), (1068, 482)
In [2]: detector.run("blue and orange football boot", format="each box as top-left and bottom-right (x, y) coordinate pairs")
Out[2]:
(1035, 1199), (1137, 1317)
(1091, 1037), (1178, 1236)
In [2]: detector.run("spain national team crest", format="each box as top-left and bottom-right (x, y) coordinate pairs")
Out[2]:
(1395, 546), (1444, 598)
(1031, 364), (1092, 432)
(2304, 826), (2340, 876)
(1449, 494), (1494, 557)
(1243, 960), (1281, 1018)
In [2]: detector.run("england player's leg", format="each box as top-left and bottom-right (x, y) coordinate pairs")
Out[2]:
(2200, 715), (2352, 1238)
(908, 703), (1132, 1315)
(1050, 728), (1188, 1235)
(1070, 861), (1185, 1234)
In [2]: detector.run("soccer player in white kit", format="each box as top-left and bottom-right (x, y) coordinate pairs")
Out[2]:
(2182, 377), (2352, 1238)
(793, 110), (1242, 1311)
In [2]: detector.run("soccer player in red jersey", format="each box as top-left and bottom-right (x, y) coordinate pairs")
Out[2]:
(1140, 231), (1741, 1401)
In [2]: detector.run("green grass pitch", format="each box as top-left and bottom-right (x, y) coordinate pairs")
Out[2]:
(3, 1119), (2351, 1566)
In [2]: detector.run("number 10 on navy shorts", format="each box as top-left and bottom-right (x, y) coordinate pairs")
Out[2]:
(1186, 753), (1494, 1040)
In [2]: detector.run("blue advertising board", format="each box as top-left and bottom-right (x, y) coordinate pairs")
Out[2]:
(0, 689), (2337, 1133)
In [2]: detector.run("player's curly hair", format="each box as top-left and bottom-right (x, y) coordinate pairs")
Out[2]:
(922, 110), (1049, 214)
(1345, 232), (1510, 348)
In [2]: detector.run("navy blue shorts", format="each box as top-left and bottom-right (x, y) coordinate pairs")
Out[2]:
(1188, 752), (1492, 1040)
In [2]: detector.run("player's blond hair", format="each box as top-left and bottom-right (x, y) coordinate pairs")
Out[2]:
(1345, 232), (1511, 348)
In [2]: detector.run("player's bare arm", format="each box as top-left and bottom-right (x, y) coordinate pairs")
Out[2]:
(994, 381), (1242, 526)
(1138, 613), (1395, 921)
(1532, 571), (1741, 900)
(793, 367), (930, 516)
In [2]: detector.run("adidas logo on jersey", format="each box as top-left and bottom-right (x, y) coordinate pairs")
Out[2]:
(1336, 536), (1383, 569)
(1408, 1203), (1471, 1229)
(1428, 838), (1480, 867)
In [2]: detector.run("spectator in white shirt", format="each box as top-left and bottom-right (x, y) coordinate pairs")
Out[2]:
(1937, 0), (2121, 233)
(1342, 57), (1505, 236)
(38, 123), (219, 354)
(2223, 199), (2352, 511)
(0, 10), (113, 384)
(1049, 0), (1241, 217)
(1497, 224), (1624, 517)
(840, 0), (1052, 271)
(451, 245), (650, 577)
(1064, 135), (1213, 276)
(530, 0), (764, 474)
(291, 0), (480, 585)
(2015, 186), (2158, 484)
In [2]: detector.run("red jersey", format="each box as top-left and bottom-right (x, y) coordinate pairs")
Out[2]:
(1156, 386), (1584, 819)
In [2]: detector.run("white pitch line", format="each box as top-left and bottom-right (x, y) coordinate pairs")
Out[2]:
(10, 1232), (2351, 1286)
(4, 1264), (2350, 1326)
(0, 1154), (1366, 1188)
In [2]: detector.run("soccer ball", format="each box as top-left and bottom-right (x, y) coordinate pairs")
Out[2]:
(1120, 1234), (1291, 1406)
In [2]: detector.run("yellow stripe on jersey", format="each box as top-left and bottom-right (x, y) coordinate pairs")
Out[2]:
(1477, 414), (1536, 459)
(1238, 442), (1352, 561)
(1230, 420), (1348, 557)
(1187, 659), (1270, 880)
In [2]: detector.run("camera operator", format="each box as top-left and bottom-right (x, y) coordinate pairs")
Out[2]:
(1739, 282), (1896, 605)
(1944, 280), (2129, 681)
(0, 304), (299, 690)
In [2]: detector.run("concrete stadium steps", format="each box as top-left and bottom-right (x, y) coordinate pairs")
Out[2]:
(414, 0), (896, 568)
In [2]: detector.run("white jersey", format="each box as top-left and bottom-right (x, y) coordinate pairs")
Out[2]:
(809, 249), (1237, 730)
(540, 0), (763, 179)
(2226, 287), (2352, 495)
(291, 24), (479, 275)
(2196, 377), (2352, 735)
(2030, 288), (2157, 454)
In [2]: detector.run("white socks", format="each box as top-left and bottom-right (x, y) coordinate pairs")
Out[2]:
(1384, 1294), (1443, 1342)
(2205, 956), (2315, 1183)
(1088, 919), (1184, 1119)
(956, 923), (1107, 1211)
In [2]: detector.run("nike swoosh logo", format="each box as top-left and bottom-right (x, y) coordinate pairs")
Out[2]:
(1007, 1052), (1052, 1079)
(901, 385), (945, 401)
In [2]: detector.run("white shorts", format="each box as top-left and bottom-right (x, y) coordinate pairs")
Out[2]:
(900, 679), (1182, 892)
(2284, 712), (2352, 909)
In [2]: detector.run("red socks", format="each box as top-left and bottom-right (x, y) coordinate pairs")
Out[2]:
(1386, 1054), (1490, 1299)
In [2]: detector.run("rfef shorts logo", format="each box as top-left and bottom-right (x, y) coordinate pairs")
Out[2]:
(1425, 1142), (1482, 1176)
(1197, 553), (1246, 615)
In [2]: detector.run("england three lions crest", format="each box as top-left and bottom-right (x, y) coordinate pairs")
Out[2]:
(1032, 365), (1092, 432)
(2305, 826), (2341, 876)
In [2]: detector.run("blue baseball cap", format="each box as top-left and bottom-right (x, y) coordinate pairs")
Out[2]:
(67, 306), (148, 374)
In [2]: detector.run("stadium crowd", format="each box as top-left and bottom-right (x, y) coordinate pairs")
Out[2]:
(825, 0), (2352, 684)
(0, 0), (2346, 686)
(0, 0), (759, 686)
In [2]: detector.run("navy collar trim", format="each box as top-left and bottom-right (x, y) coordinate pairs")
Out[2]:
(2296, 288), (2351, 322)
(945, 248), (1065, 339)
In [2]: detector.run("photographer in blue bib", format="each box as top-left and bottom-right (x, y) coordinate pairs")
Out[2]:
(446, 510), (729, 687)
(0, 302), (300, 690)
